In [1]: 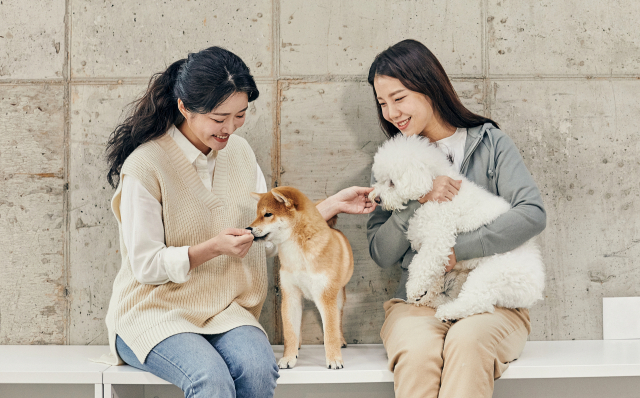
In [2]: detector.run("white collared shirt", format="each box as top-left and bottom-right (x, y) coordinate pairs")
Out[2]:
(120, 126), (274, 285)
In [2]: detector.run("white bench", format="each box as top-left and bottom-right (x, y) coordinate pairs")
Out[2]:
(101, 340), (640, 387)
(0, 345), (110, 398)
(2, 298), (638, 398)
(102, 297), (640, 397)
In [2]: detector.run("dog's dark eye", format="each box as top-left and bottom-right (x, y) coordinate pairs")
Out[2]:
(264, 213), (273, 217)
(389, 180), (395, 188)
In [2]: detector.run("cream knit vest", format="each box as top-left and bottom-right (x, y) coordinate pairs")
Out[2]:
(104, 133), (267, 365)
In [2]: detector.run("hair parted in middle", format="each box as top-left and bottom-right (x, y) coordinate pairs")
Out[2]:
(367, 39), (498, 138)
(105, 46), (259, 188)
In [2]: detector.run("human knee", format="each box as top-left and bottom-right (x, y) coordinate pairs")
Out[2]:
(443, 324), (491, 358)
(185, 365), (235, 398)
(238, 351), (279, 383)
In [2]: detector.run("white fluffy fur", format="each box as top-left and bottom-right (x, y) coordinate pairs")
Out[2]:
(370, 135), (545, 321)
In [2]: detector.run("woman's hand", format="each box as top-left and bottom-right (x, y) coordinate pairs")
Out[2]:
(418, 176), (462, 204)
(316, 186), (378, 221)
(211, 228), (255, 258)
(188, 228), (254, 270)
(445, 248), (457, 272)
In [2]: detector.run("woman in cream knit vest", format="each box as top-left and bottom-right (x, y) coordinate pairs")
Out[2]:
(104, 47), (377, 398)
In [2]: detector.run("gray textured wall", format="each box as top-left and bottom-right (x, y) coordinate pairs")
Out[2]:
(1, 0), (639, 347)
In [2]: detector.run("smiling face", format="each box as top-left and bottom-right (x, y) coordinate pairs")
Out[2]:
(177, 91), (249, 153)
(373, 75), (437, 138)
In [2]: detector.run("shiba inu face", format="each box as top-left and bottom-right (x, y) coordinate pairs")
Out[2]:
(248, 188), (299, 246)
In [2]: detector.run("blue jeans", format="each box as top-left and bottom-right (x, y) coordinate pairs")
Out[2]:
(116, 326), (279, 398)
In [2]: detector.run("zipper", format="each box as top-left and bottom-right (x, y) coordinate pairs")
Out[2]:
(460, 131), (485, 174)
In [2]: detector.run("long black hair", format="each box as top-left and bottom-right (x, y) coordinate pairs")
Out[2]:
(106, 46), (259, 188)
(367, 39), (498, 138)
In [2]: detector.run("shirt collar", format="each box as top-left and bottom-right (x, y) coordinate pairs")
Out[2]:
(168, 125), (217, 165)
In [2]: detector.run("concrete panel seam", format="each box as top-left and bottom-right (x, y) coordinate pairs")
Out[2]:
(63, 0), (72, 345)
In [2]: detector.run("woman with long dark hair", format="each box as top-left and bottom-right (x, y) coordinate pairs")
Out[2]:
(367, 40), (546, 397)
(103, 46), (376, 398)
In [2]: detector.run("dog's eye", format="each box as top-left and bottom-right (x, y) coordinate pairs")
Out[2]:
(389, 180), (395, 188)
(264, 213), (273, 217)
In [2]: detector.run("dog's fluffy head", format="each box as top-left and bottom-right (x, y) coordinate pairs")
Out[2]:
(369, 135), (456, 211)
(248, 186), (318, 245)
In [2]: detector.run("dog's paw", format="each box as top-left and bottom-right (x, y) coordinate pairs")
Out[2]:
(326, 357), (344, 370)
(278, 356), (298, 369)
(435, 305), (461, 322)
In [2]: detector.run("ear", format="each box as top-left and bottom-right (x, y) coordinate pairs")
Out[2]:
(271, 188), (292, 207)
(250, 192), (263, 201)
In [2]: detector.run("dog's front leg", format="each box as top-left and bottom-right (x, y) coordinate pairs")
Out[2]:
(278, 279), (303, 369)
(317, 291), (344, 369)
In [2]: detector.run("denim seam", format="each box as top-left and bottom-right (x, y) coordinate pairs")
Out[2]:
(150, 349), (198, 397)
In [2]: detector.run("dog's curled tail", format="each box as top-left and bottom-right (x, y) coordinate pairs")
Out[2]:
(326, 214), (338, 229)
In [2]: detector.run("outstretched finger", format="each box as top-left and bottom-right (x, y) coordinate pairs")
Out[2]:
(352, 186), (375, 194)
(226, 228), (252, 236)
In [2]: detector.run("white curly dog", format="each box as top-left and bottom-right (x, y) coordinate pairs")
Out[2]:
(369, 135), (545, 321)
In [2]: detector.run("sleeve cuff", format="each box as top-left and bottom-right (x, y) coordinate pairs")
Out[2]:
(164, 246), (192, 284)
(453, 230), (485, 262)
(391, 200), (422, 225)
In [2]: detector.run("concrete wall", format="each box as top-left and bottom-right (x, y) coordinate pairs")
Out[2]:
(1, 0), (639, 348)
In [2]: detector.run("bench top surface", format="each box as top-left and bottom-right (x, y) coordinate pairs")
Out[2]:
(102, 339), (640, 384)
(0, 345), (110, 384)
(2, 340), (639, 385)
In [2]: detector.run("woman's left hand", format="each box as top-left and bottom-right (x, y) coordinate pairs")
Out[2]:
(317, 186), (378, 221)
(332, 186), (378, 215)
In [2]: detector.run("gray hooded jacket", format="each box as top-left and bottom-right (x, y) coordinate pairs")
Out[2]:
(367, 123), (546, 300)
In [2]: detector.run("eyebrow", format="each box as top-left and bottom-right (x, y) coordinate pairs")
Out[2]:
(377, 89), (406, 100)
(212, 106), (248, 116)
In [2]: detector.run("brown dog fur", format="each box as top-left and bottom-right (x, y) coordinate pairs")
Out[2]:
(248, 187), (354, 369)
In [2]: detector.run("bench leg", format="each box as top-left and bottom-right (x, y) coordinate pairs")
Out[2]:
(103, 383), (112, 398)
(95, 383), (103, 398)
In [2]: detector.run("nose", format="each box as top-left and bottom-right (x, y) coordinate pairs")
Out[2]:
(387, 103), (401, 120)
(221, 119), (235, 135)
(245, 227), (253, 231)
(374, 196), (381, 204)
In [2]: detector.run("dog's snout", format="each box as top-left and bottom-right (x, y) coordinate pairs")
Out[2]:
(245, 227), (253, 231)
(374, 196), (382, 204)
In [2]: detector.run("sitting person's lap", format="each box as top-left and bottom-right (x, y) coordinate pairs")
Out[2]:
(116, 325), (279, 398)
(381, 299), (530, 398)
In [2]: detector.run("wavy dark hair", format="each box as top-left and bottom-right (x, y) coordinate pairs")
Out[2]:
(367, 39), (498, 138)
(106, 46), (259, 188)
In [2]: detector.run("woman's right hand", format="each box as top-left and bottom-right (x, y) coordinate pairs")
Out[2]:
(210, 228), (255, 258)
(189, 228), (254, 271)
(418, 176), (462, 204)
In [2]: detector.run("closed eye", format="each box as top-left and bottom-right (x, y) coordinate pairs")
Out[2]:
(264, 213), (273, 217)
(389, 181), (395, 188)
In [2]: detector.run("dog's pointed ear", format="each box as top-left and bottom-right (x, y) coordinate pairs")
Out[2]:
(271, 188), (292, 207)
(250, 192), (264, 201)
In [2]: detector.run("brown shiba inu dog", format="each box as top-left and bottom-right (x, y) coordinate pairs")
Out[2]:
(248, 187), (354, 369)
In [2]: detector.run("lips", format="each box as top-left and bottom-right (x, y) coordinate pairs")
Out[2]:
(212, 134), (229, 143)
(396, 117), (411, 130)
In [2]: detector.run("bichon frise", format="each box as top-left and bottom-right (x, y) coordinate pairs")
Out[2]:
(369, 135), (545, 321)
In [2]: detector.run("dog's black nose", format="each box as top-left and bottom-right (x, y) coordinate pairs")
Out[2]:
(374, 196), (382, 204)
(245, 227), (253, 231)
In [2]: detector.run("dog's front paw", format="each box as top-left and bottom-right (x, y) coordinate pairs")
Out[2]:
(278, 356), (298, 369)
(435, 304), (462, 322)
(326, 357), (344, 370)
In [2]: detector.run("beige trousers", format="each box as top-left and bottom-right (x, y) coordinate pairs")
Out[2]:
(380, 299), (531, 398)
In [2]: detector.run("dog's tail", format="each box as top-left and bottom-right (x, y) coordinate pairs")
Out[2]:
(315, 199), (339, 228)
